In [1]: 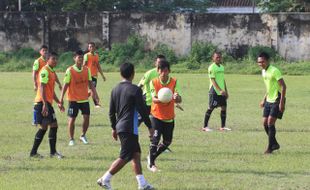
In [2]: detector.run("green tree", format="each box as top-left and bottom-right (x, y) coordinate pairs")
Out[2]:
(257, 0), (310, 12)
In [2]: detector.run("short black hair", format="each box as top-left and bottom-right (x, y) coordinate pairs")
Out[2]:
(74, 50), (84, 56)
(46, 52), (58, 60)
(156, 54), (166, 60)
(88, 42), (95, 46)
(120, 62), (134, 79)
(213, 51), (222, 56)
(157, 60), (170, 71)
(258, 52), (270, 60)
(40, 45), (48, 50)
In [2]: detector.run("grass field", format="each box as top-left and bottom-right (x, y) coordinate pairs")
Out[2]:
(0, 72), (309, 190)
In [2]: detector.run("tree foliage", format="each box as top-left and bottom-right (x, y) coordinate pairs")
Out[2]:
(1, 0), (211, 12)
(257, 0), (310, 12)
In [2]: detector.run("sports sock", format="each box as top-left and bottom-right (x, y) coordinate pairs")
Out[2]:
(30, 128), (47, 155)
(136, 174), (147, 187)
(204, 109), (213, 127)
(264, 124), (269, 135)
(101, 171), (113, 182)
(220, 110), (226, 128)
(268, 125), (276, 149)
(49, 127), (58, 154)
(149, 144), (158, 166)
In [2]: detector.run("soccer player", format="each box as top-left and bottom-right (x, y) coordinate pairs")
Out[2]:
(97, 63), (154, 190)
(137, 54), (166, 125)
(147, 60), (182, 172)
(32, 45), (62, 125)
(60, 50), (99, 146)
(32, 45), (62, 91)
(257, 52), (286, 154)
(30, 52), (64, 159)
(83, 42), (106, 107)
(202, 52), (231, 132)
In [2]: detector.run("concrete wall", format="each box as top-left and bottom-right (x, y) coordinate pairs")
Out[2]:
(1, 12), (310, 61)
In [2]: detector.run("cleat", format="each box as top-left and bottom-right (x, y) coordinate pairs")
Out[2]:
(97, 178), (112, 190)
(80, 135), (89, 144)
(30, 153), (44, 158)
(138, 183), (155, 190)
(147, 165), (160, 173)
(264, 149), (272, 154)
(68, 139), (75, 146)
(271, 143), (280, 151)
(220, 127), (232, 131)
(50, 152), (64, 159)
(201, 127), (213, 132)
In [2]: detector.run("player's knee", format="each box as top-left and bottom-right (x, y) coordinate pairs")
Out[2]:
(206, 108), (213, 115)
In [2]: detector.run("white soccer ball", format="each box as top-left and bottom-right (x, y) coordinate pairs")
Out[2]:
(158, 87), (173, 103)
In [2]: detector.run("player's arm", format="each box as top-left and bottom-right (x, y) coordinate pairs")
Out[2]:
(174, 80), (182, 103)
(88, 68), (100, 104)
(53, 92), (65, 112)
(211, 78), (227, 97)
(83, 54), (88, 66)
(135, 88), (154, 138)
(32, 60), (39, 91)
(150, 81), (161, 103)
(137, 76), (145, 88)
(260, 94), (267, 108)
(39, 69), (49, 117)
(55, 73), (62, 91)
(97, 63), (106, 81)
(109, 91), (117, 141)
(278, 79), (286, 112)
(224, 80), (229, 99)
(60, 68), (71, 105)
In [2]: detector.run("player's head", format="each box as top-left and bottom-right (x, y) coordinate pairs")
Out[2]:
(120, 62), (135, 81)
(88, 42), (96, 52)
(74, 50), (84, 65)
(157, 60), (170, 81)
(39, 45), (48, 58)
(212, 51), (222, 64)
(46, 52), (58, 68)
(257, 52), (270, 69)
(155, 54), (166, 67)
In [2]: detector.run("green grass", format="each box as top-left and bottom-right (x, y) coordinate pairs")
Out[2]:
(0, 72), (309, 190)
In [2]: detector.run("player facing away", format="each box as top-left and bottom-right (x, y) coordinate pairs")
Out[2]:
(137, 55), (166, 125)
(30, 52), (64, 159)
(202, 52), (231, 132)
(32, 45), (62, 125)
(97, 63), (154, 190)
(60, 50), (99, 146)
(257, 52), (286, 154)
(147, 60), (182, 172)
(83, 42), (106, 107)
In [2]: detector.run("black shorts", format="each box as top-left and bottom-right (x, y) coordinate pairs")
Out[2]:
(209, 92), (227, 109)
(67, 101), (90, 118)
(34, 102), (57, 125)
(263, 101), (284, 119)
(150, 116), (174, 143)
(91, 77), (97, 88)
(118, 133), (141, 161)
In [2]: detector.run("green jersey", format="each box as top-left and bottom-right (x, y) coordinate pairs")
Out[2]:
(262, 65), (283, 103)
(138, 68), (159, 106)
(208, 63), (225, 95)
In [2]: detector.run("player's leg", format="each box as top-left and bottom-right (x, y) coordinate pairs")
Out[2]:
(30, 103), (47, 157)
(91, 77), (99, 106)
(80, 102), (90, 144)
(49, 121), (64, 158)
(67, 101), (78, 145)
(132, 152), (154, 190)
(202, 92), (216, 131)
(97, 132), (131, 189)
(149, 117), (163, 168)
(267, 102), (281, 153)
(156, 121), (174, 157)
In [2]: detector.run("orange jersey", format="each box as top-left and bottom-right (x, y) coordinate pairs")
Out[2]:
(151, 78), (177, 120)
(33, 57), (47, 83)
(84, 52), (99, 77)
(67, 65), (89, 101)
(34, 65), (56, 104)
